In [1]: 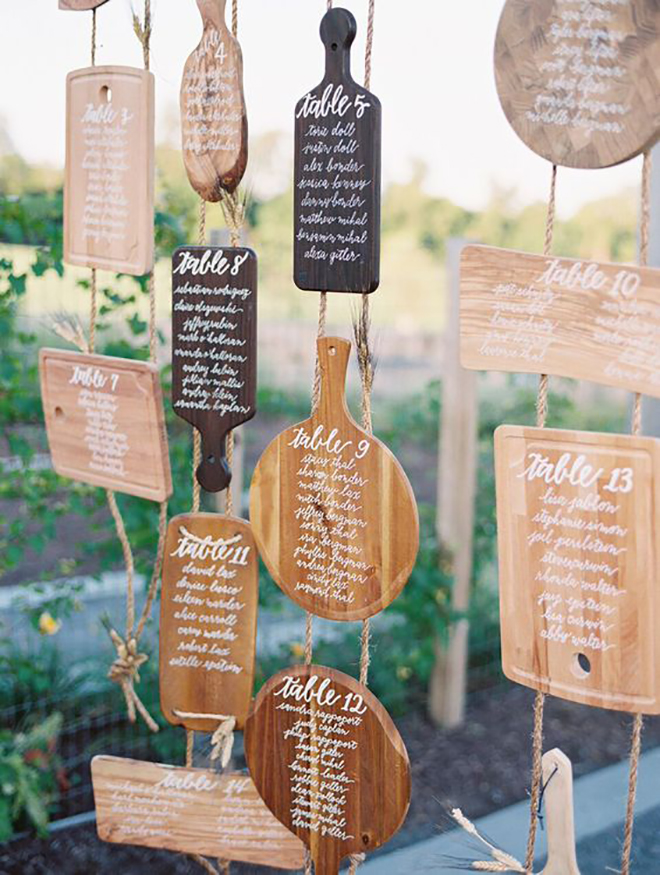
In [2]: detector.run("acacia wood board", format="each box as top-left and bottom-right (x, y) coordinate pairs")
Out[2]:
(39, 349), (171, 502)
(494, 0), (660, 168)
(249, 337), (418, 622)
(180, 0), (248, 199)
(92, 756), (304, 869)
(460, 244), (660, 397)
(294, 7), (381, 293)
(171, 245), (257, 492)
(59, 0), (110, 8)
(496, 425), (660, 713)
(244, 665), (411, 875)
(159, 513), (258, 732)
(64, 66), (154, 275)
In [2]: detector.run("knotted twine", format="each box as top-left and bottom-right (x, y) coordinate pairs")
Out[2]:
(619, 149), (652, 875)
(78, 1), (167, 733)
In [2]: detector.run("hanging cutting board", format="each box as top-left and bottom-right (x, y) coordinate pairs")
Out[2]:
(180, 0), (248, 199)
(172, 245), (257, 493)
(249, 336), (418, 622)
(65, 66), (154, 275)
(59, 1), (110, 8)
(245, 665), (410, 875)
(39, 349), (171, 502)
(460, 245), (660, 398)
(159, 513), (258, 732)
(92, 756), (305, 869)
(495, 0), (660, 168)
(294, 7), (381, 294)
(496, 425), (660, 713)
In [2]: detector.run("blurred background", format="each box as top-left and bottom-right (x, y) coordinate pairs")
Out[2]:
(0, 1), (656, 872)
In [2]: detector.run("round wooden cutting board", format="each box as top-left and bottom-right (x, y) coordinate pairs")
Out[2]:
(250, 336), (419, 622)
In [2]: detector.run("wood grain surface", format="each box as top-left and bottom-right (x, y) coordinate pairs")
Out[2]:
(496, 425), (660, 713)
(92, 756), (304, 869)
(64, 66), (154, 275)
(39, 349), (171, 502)
(159, 513), (258, 732)
(244, 665), (410, 875)
(59, 0), (110, 8)
(171, 246), (257, 493)
(541, 750), (580, 875)
(460, 244), (660, 397)
(294, 7), (381, 294)
(494, 0), (660, 168)
(249, 336), (418, 622)
(180, 0), (248, 199)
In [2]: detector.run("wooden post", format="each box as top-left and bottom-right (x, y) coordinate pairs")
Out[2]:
(428, 238), (478, 728)
(642, 143), (660, 437)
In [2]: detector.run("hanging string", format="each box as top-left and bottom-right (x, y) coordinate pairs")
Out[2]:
(91, 8), (97, 65)
(620, 149), (652, 875)
(231, 0), (238, 37)
(523, 163), (558, 874)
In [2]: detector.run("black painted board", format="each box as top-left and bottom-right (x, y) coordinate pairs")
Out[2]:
(294, 7), (381, 295)
(172, 246), (257, 492)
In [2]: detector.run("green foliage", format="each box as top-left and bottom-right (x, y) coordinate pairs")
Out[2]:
(0, 712), (64, 839)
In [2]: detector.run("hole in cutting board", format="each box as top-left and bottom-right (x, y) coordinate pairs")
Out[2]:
(207, 454), (215, 464)
(54, 406), (64, 419)
(329, 345), (336, 356)
(100, 85), (112, 103)
(331, 42), (338, 51)
(571, 652), (591, 680)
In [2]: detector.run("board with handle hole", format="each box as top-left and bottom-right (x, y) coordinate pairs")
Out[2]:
(64, 66), (154, 274)
(171, 245), (257, 493)
(294, 7), (381, 293)
(249, 336), (418, 621)
(244, 665), (411, 875)
(39, 349), (171, 502)
(159, 513), (258, 732)
(180, 0), (248, 199)
(496, 425), (660, 713)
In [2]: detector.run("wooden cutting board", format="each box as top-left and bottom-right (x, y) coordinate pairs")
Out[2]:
(294, 7), (381, 294)
(495, 0), (660, 168)
(92, 756), (304, 869)
(180, 0), (248, 199)
(159, 513), (258, 732)
(39, 349), (171, 502)
(59, 1), (110, 8)
(496, 425), (660, 713)
(249, 336), (418, 622)
(245, 665), (411, 875)
(65, 66), (154, 275)
(460, 244), (660, 397)
(172, 245), (257, 493)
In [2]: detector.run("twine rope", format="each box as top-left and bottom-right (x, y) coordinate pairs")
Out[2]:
(174, 711), (236, 766)
(620, 150), (652, 875)
(524, 163), (557, 874)
(91, 8), (97, 65)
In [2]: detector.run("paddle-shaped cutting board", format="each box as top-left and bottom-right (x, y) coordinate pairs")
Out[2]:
(172, 245), (257, 493)
(495, 0), (660, 168)
(460, 245), (660, 398)
(159, 513), (258, 732)
(39, 349), (171, 502)
(294, 7), (381, 294)
(180, 0), (248, 199)
(65, 66), (154, 275)
(245, 665), (411, 875)
(92, 757), (305, 869)
(250, 337), (418, 621)
(496, 425), (660, 713)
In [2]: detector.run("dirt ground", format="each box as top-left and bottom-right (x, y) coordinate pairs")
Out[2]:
(2, 684), (658, 874)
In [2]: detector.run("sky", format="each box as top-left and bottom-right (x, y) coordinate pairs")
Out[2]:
(0, 0), (645, 217)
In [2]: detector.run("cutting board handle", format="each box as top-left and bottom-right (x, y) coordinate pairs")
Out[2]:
(196, 0), (228, 31)
(317, 336), (351, 414)
(196, 427), (232, 493)
(320, 7), (356, 79)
